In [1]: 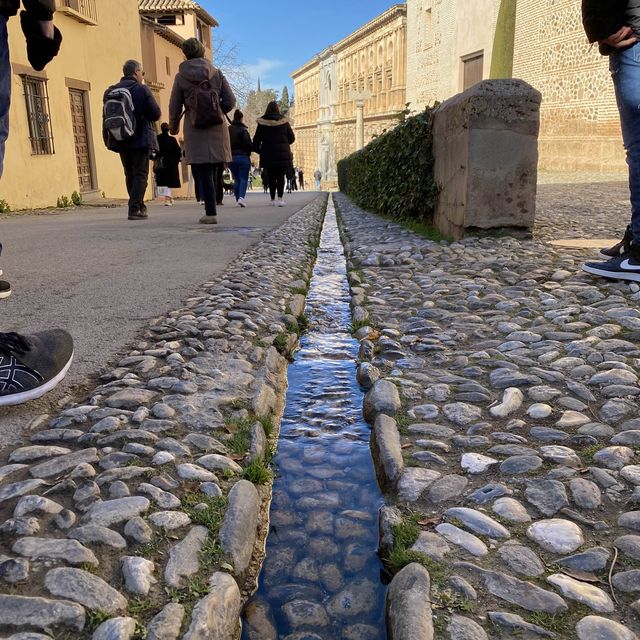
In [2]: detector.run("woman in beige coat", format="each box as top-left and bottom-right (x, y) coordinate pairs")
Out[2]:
(169, 38), (235, 223)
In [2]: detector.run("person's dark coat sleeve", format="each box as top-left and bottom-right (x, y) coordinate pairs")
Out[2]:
(286, 123), (295, 144)
(142, 86), (161, 123)
(19, 0), (61, 71)
(581, 0), (627, 44)
(242, 128), (253, 154)
(252, 125), (263, 154)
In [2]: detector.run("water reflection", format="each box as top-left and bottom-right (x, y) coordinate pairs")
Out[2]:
(242, 198), (387, 640)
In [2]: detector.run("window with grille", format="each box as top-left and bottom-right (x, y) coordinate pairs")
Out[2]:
(22, 76), (55, 155)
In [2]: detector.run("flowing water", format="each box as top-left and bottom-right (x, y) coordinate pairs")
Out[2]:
(242, 197), (388, 639)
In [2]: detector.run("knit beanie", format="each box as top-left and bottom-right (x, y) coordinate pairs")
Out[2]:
(182, 38), (205, 60)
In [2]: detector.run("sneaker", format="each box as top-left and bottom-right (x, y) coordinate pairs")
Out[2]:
(238, 198), (246, 208)
(0, 280), (10, 299)
(128, 210), (149, 220)
(0, 330), (74, 406)
(276, 199), (286, 207)
(269, 200), (276, 207)
(582, 247), (640, 282)
(199, 215), (218, 224)
(599, 226), (632, 259)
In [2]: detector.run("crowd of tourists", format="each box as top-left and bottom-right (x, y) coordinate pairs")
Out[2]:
(2, 0), (640, 410)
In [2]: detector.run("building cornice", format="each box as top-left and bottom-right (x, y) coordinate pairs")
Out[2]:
(138, 0), (218, 27)
(140, 15), (185, 48)
(291, 4), (406, 79)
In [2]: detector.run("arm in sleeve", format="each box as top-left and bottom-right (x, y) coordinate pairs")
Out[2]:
(243, 129), (253, 154)
(581, 0), (625, 43)
(252, 125), (263, 154)
(286, 122), (295, 144)
(220, 74), (236, 115)
(168, 78), (183, 136)
(143, 86), (161, 123)
(19, 0), (61, 72)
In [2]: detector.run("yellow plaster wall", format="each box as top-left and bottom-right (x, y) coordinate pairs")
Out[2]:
(1, 0), (144, 209)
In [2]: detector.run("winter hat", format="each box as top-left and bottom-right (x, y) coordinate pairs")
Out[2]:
(182, 37), (205, 60)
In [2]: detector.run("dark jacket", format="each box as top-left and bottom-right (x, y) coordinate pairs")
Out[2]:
(229, 122), (253, 157)
(0, 0), (54, 18)
(2, 0), (61, 71)
(169, 58), (235, 165)
(103, 77), (161, 151)
(582, 0), (631, 54)
(155, 131), (182, 188)
(252, 114), (295, 170)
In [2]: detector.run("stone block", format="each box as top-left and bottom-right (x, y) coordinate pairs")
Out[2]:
(433, 79), (541, 240)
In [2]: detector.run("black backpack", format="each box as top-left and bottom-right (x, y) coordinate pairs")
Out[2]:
(186, 72), (223, 129)
(103, 86), (136, 150)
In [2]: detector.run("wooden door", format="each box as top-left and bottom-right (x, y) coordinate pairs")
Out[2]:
(463, 53), (484, 91)
(69, 89), (94, 192)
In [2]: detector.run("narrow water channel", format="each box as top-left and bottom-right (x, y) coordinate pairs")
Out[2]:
(242, 197), (387, 639)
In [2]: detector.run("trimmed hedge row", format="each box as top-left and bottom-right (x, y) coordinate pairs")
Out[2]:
(337, 108), (439, 221)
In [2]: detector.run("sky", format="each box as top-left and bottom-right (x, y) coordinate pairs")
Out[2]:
(200, 1), (406, 100)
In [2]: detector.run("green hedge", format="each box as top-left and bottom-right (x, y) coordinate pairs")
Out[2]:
(337, 108), (439, 221)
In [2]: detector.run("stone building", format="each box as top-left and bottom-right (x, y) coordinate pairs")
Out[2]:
(291, 5), (407, 186)
(512, 0), (624, 175)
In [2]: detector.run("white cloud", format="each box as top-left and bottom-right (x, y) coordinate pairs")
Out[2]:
(242, 58), (283, 85)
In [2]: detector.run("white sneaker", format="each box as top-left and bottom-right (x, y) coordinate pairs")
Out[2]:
(269, 200), (276, 207)
(276, 199), (286, 207)
(238, 198), (246, 208)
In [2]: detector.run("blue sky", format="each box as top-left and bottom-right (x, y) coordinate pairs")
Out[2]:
(200, 1), (406, 98)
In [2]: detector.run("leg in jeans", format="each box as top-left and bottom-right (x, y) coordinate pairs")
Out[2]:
(611, 43), (640, 246)
(191, 164), (216, 215)
(229, 157), (241, 201)
(237, 155), (250, 199)
(0, 16), (10, 180)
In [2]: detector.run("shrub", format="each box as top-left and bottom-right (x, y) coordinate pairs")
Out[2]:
(337, 107), (439, 222)
(56, 195), (71, 208)
(71, 190), (82, 206)
(0, 199), (10, 213)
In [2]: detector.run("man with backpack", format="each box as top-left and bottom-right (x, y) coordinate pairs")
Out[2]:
(169, 38), (235, 224)
(103, 60), (161, 221)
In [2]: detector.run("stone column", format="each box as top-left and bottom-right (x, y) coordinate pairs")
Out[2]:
(355, 100), (365, 151)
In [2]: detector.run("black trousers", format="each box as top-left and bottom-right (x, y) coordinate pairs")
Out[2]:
(266, 166), (286, 200)
(119, 149), (150, 214)
(216, 163), (224, 204)
(191, 163), (221, 216)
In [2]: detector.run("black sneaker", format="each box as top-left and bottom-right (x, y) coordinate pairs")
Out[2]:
(128, 210), (148, 221)
(0, 330), (74, 406)
(599, 226), (632, 259)
(582, 246), (640, 282)
(0, 280), (10, 299)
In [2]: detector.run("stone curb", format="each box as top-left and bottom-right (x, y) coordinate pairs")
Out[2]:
(0, 196), (328, 638)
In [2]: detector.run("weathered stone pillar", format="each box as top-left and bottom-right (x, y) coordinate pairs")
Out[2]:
(355, 100), (365, 151)
(432, 79), (541, 240)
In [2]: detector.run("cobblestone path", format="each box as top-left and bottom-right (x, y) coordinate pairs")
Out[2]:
(337, 183), (640, 640)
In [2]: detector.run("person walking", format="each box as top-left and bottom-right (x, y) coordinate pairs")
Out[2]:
(581, 1), (640, 281)
(261, 167), (269, 194)
(253, 101), (295, 207)
(103, 60), (161, 220)
(154, 122), (182, 206)
(169, 38), (235, 224)
(0, 0), (74, 406)
(298, 168), (305, 190)
(314, 168), (322, 190)
(228, 110), (252, 207)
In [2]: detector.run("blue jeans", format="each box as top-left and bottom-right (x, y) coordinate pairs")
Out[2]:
(229, 154), (250, 201)
(611, 42), (640, 245)
(0, 16), (10, 179)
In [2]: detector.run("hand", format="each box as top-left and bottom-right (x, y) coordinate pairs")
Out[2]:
(39, 20), (54, 39)
(601, 26), (638, 49)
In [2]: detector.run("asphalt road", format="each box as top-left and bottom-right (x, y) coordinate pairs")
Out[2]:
(0, 190), (320, 445)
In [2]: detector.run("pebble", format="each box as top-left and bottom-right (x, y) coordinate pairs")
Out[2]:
(527, 519), (585, 554)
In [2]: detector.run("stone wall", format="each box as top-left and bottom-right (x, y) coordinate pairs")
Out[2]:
(512, 0), (625, 175)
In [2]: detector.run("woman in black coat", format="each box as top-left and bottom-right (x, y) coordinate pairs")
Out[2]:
(252, 101), (295, 206)
(155, 123), (182, 206)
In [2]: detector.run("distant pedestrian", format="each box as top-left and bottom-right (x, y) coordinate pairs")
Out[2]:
(228, 109), (252, 207)
(253, 101), (295, 207)
(154, 122), (182, 206)
(298, 169), (305, 190)
(314, 168), (322, 190)
(104, 59), (161, 220)
(261, 167), (269, 194)
(169, 37), (235, 224)
(581, 1), (640, 281)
